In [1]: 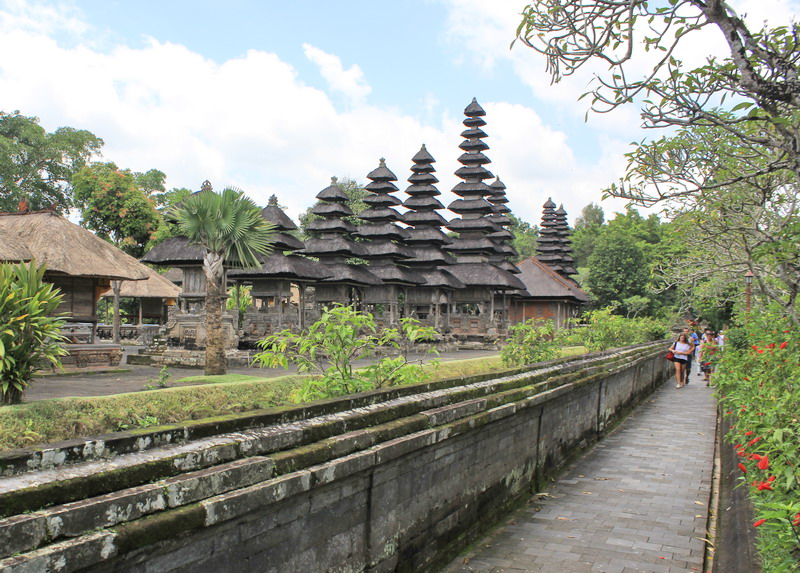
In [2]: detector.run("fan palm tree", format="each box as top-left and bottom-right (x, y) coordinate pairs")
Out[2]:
(172, 186), (275, 375)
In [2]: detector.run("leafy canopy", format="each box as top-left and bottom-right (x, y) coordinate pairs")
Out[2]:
(0, 111), (103, 213)
(72, 162), (161, 258)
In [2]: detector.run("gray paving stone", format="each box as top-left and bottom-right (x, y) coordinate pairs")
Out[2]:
(441, 381), (716, 573)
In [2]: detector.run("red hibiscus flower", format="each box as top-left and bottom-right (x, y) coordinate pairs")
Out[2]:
(753, 519), (767, 527)
(793, 513), (800, 527)
(758, 456), (769, 470)
(779, 341), (788, 349)
(757, 482), (772, 491)
(745, 431), (754, 436)
(738, 463), (747, 473)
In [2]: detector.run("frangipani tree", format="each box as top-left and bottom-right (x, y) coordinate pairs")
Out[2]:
(171, 185), (275, 375)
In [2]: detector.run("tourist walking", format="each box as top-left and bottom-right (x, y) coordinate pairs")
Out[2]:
(670, 333), (693, 388)
(699, 330), (719, 386)
(681, 327), (697, 384)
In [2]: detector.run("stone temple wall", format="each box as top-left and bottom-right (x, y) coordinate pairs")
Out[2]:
(0, 342), (672, 572)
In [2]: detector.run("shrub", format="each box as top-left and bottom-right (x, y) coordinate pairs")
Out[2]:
(567, 307), (668, 352)
(715, 306), (800, 571)
(1, 261), (68, 405)
(253, 305), (438, 401)
(500, 319), (559, 366)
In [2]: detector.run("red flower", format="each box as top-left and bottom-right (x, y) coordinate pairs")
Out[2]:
(793, 513), (800, 527)
(757, 482), (772, 491)
(745, 431), (754, 436)
(738, 463), (747, 473)
(758, 456), (769, 470)
(751, 345), (759, 351)
(767, 475), (775, 482)
(767, 343), (776, 349)
(753, 519), (767, 527)
(757, 349), (764, 354)
(780, 341), (788, 349)
(749, 454), (762, 461)
(749, 437), (761, 446)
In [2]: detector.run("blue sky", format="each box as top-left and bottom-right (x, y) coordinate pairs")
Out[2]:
(2, 0), (798, 226)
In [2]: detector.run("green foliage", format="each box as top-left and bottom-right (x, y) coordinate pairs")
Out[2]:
(172, 187), (275, 270)
(144, 366), (172, 390)
(715, 307), (800, 571)
(501, 319), (558, 366)
(72, 162), (161, 257)
(586, 226), (650, 309)
(508, 213), (538, 261)
(566, 307), (669, 352)
(0, 110), (103, 213)
(508, 320), (558, 359)
(253, 305), (438, 401)
(0, 261), (68, 405)
(226, 284), (253, 329)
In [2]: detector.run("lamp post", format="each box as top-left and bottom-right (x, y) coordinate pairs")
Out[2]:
(744, 270), (754, 318)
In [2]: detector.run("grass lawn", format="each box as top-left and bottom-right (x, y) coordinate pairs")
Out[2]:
(0, 347), (586, 450)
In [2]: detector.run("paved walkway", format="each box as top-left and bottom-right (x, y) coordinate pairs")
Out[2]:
(443, 370), (717, 573)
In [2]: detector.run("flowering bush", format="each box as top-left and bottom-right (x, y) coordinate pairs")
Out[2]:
(715, 306), (800, 571)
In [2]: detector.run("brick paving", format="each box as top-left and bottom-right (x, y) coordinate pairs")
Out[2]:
(443, 371), (717, 573)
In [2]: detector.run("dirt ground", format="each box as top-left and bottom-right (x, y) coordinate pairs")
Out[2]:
(25, 346), (499, 403)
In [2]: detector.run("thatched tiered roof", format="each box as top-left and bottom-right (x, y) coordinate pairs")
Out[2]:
(0, 211), (149, 281)
(535, 198), (576, 277)
(101, 265), (182, 299)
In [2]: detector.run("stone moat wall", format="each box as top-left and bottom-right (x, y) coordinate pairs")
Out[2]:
(0, 342), (672, 572)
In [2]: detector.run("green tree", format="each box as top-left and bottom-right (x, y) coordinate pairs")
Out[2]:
(253, 305), (438, 400)
(134, 169), (166, 199)
(508, 213), (538, 261)
(226, 284), (253, 330)
(515, 2), (800, 202)
(1, 261), (68, 405)
(570, 203), (605, 269)
(72, 162), (161, 258)
(573, 202), (604, 230)
(171, 187), (275, 375)
(149, 187), (193, 246)
(586, 226), (650, 311)
(0, 111), (103, 213)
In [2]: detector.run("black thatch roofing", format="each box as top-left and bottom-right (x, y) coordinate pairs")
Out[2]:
(306, 218), (357, 234)
(447, 263), (525, 290)
(302, 236), (368, 257)
(227, 253), (331, 281)
(355, 223), (409, 241)
(316, 177), (350, 201)
(403, 211), (449, 227)
(417, 268), (465, 289)
(368, 265), (427, 286)
(444, 238), (498, 253)
(361, 241), (415, 259)
(405, 247), (456, 266)
(141, 236), (205, 265)
(318, 264), (383, 286)
(454, 166), (494, 180)
(447, 217), (498, 232)
(447, 198), (494, 214)
(310, 202), (353, 217)
(405, 227), (453, 245)
(260, 205), (297, 231)
(273, 232), (305, 252)
(515, 257), (589, 302)
(359, 207), (402, 222)
(402, 196), (445, 210)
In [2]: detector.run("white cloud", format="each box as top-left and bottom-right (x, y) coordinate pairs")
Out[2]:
(0, 0), (679, 230)
(303, 43), (372, 105)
